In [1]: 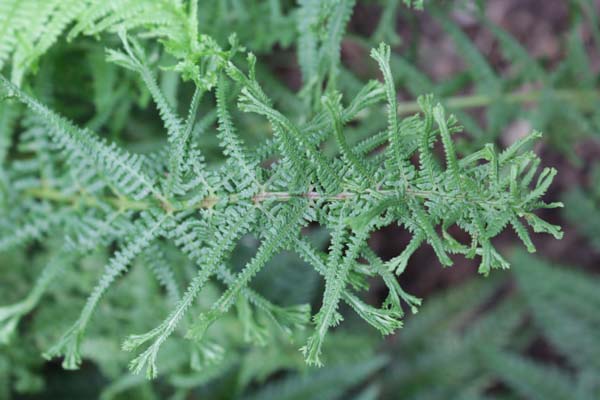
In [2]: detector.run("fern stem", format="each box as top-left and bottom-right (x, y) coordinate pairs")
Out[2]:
(24, 187), (149, 211)
(25, 186), (505, 213)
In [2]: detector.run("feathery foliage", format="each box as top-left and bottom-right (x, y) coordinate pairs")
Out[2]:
(0, 0), (570, 396)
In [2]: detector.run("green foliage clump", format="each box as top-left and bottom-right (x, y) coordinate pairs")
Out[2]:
(0, 0), (573, 398)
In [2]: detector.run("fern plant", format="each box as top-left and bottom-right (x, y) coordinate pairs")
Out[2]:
(0, 0), (563, 387)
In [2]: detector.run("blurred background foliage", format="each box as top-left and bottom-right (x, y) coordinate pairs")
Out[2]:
(1, 0), (600, 399)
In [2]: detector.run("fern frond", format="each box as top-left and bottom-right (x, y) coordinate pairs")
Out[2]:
(303, 223), (371, 366)
(323, 93), (374, 185)
(188, 202), (308, 340)
(16, 0), (87, 83)
(0, 2), (565, 381)
(215, 75), (258, 187)
(370, 43), (407, 185)
(321, 0), (355, 92)
(237, 81), (342, 193)
(106, 33), (196, 194)
(141, 244), (181, 304)
(512, 252), (600, 371)
(296, 0), (356, 104)
(296, 0), (322, 95)
(123, 207), (257, 378)
(0, 209), (61, 252)
(432, 105), (460, 186)
(481, 349), (573, 400)
(44, 210), (169, 369)
(0, 75), (163, 202)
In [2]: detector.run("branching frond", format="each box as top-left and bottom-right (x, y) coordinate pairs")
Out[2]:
(123, 207), (257, 378)
(44, 210), (169, 369)
(0, 1), (564, 384)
